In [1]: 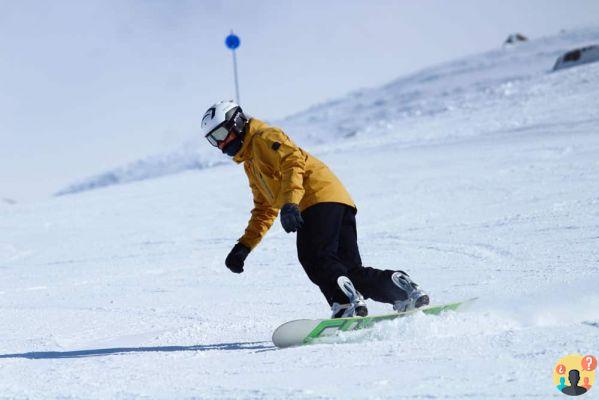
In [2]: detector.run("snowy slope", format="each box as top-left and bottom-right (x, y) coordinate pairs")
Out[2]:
(57, 27), (599, 194)
(1, 28), (599, 399)
(281, 28), (595, 142)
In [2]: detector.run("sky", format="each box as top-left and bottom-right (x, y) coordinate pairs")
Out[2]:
(1, 0), (599, 201)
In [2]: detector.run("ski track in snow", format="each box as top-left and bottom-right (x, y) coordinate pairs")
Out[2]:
(1, 28), (599, 399)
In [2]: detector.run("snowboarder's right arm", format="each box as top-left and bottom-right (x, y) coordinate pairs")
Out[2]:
(238, 178), (279, 250)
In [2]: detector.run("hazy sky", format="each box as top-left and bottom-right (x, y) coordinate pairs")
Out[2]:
(1, 0), (599, 201)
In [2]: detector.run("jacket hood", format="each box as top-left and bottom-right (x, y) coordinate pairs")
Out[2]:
(232, 118), (269, 164)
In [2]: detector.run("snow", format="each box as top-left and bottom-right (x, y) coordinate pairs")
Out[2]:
(1, 27), (599, 398)
(57, 26), (599, 195)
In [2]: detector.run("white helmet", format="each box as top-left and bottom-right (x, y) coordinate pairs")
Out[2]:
(201, 100), (247, 148)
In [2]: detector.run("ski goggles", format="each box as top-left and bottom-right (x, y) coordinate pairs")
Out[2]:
(205, 126), (231, 147)
(205, 107), (243, 147)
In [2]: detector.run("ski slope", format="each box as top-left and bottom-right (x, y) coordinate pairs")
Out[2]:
(1, 28), (599, 399)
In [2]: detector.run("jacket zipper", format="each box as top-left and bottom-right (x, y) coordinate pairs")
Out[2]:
(253, 164), (275, 202)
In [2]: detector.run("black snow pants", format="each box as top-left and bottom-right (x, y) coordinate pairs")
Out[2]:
(296, 202), (408, 306)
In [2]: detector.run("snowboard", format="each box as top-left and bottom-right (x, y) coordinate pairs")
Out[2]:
(272, 298), (477, 348)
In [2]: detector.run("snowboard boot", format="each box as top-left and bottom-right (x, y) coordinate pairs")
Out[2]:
(331, 276), (368, 318)
(391, 270), (430, 312)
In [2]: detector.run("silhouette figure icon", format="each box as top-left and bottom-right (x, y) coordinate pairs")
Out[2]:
(556, 377), (567, 391)
(561, 369), (588, 396)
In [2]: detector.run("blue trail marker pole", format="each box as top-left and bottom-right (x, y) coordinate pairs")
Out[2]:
(225, 31), (241, 104)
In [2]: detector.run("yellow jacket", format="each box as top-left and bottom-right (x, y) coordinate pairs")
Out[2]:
(234, 118), (355, 249)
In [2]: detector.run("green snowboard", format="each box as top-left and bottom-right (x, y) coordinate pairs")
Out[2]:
(272, 298), (477, 348)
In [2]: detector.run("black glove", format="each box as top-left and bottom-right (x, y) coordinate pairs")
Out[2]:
(225, 243), (251, 273)
(280, 203), (304, 233)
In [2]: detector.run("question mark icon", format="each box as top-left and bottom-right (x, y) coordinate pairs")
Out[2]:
(556, 363), (566, 374)
(581, 355), (597, 371)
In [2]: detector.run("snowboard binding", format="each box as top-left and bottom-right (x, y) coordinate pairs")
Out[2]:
(391, 271), (430, 312)
(331, 276), (368, 318)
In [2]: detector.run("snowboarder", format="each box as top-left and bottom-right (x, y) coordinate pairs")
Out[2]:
(201, 100), (429, 317)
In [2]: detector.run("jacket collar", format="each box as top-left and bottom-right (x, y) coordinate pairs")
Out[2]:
(233, 118), (267, 164)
